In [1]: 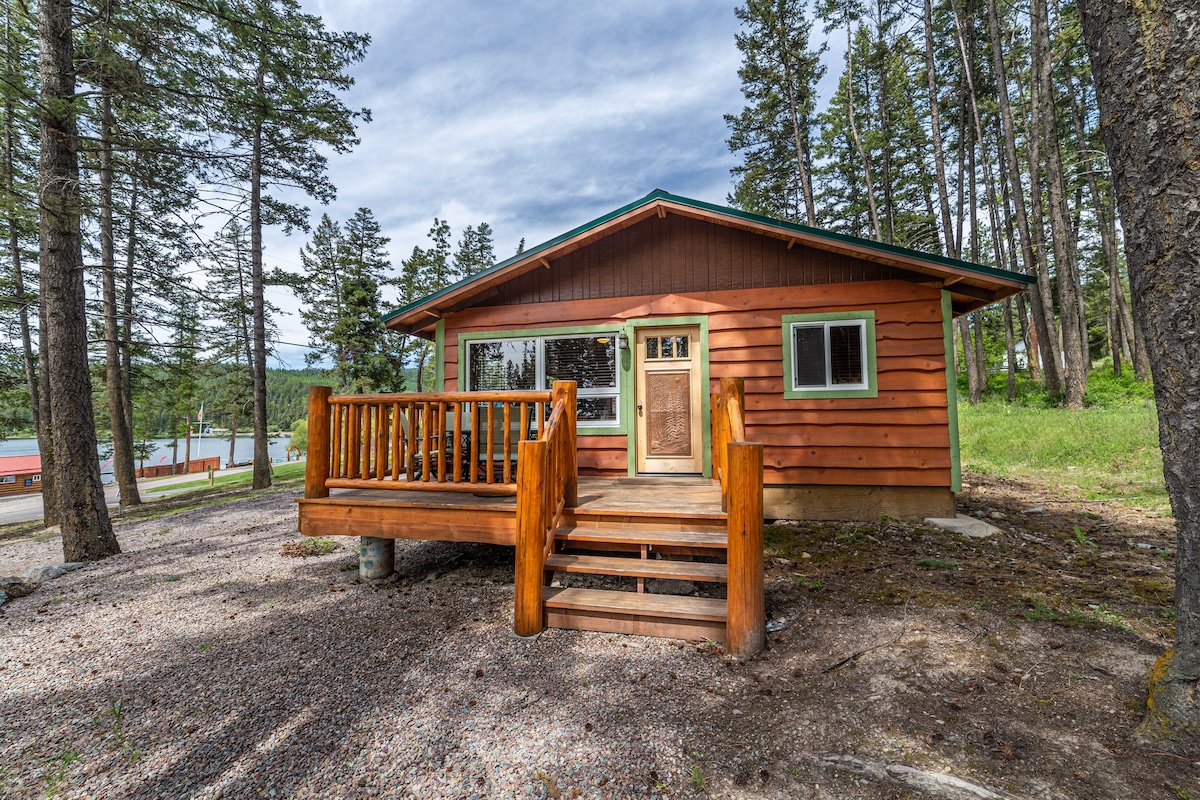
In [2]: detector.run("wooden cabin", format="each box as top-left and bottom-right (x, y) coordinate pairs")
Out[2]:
(0, 454), (42, 496)
(296, 191), (1031, 652)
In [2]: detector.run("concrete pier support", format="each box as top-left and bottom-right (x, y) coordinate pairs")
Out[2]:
(358, 536), (395, 580)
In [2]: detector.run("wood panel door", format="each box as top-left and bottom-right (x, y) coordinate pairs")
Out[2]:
(635, 326), (703, 474)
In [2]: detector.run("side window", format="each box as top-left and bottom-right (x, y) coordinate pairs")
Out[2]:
(782, 312), (877, 399)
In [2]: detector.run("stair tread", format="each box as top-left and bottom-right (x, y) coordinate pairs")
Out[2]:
(555, 525), (727, 548)
(546, 554), (727, 582)
(543, 587), (727, 622)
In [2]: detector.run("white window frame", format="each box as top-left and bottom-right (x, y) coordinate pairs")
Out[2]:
(782, 311), (878, 399)
(466, 332), (621, 427)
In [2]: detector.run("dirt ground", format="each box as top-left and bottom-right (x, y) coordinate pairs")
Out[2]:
(0, 473), (1196, 799)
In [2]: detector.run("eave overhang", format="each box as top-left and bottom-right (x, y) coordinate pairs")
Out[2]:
(383, 190), (1035, 338)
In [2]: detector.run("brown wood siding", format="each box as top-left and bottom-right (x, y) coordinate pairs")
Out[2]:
(442, 280), (950, 488)
(0, 473), (41, 496)
(476, 214), (922, 308)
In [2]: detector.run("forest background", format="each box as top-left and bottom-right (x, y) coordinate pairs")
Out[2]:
(0, 0), (1155, 506)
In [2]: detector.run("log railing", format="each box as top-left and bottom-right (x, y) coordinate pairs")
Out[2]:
(710, 376), (764, 657)
(710, 377), (747, 512)
(514, 381), (578, 637)
(304, 387), (555, 498)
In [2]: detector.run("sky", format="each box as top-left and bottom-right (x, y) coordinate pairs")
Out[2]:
(264, 1), (841, 368)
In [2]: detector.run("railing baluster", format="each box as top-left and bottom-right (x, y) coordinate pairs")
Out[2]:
(330, 401), (342, 479)
(406, 403), (416, 481)
(437, 402), (447, 482)
(348, 403), (360, 479)
(469, 402), (479, 484)
(502, 401), (512, 484)
(420, 402), (431, 482)
(485, 402), (495, 483)
(453, 401), (463, 482)
(391, 402), (401, 481)
(361, 403), (372, 480)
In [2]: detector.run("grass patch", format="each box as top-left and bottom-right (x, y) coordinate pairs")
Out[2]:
(281, 538), (340, 558)
(148, 461), (306, 493)
(916, 557), (958, 570)
(958, 375), (1165, 511)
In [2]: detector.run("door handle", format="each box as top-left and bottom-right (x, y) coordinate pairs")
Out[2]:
(637, 404), (643, 416)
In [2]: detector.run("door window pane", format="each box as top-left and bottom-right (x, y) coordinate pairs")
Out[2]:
(646, 337), (658, 359)
(660, 336), (673, 358)
(674, 336), (689, 358)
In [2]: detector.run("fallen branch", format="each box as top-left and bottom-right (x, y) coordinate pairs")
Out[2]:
(822, 601), (909, 673)
(819, 754), (1015, 800)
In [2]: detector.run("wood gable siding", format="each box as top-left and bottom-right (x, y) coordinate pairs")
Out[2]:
(470, 213), (918, 308)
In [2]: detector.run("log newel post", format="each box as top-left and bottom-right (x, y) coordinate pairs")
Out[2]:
(515, 438), (548, 636)
(726, 440), (764, 658)
(552, 380), (578, 507)
(305, 386), (332, 499)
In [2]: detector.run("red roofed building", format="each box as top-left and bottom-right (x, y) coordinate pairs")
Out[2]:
(0, 454), (42, 496)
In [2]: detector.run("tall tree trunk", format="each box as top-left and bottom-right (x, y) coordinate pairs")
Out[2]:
(36, 314), (59, 527)
(37, 0), (118, 560)
(1078, 0), (1200, 752)
(98, 92), (140, 507)
(250, 65), (271, 489)
(1032, 0), (1086, 408)
(874, 0), (894, 244)
(777, 4), (817, 227)
(123, 168), (137, 432)
(1003, 299), (1017, 399)
(923, 0), (958, 260)
(843, 4), (882, 241)
(1020, 69), (1065, 394)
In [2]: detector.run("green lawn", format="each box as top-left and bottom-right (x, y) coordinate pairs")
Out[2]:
(145, 460), (307, 493)
(958, 396), (1166, 512)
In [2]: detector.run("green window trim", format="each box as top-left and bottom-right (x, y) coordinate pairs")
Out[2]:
(433, 319), (446, 392)
(781, 311), (878, 399)
(622, 316), (711, 479)
(457, 323), (630, 437)
(941, 291), (962, 493)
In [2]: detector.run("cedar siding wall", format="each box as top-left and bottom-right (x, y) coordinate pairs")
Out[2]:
(473, 213), (917, 308)
(443, 279), (951, 488)
(0, 473), (41, 496)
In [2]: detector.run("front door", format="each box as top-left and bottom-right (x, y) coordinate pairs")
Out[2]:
(635, 326), (703, 474)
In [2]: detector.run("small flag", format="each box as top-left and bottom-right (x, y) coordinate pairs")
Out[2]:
(197, 403), (204, 424)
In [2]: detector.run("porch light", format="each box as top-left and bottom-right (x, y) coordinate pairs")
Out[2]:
(617, 332), (629, 350)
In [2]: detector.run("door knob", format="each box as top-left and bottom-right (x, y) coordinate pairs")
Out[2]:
(637, 404), (643, 415)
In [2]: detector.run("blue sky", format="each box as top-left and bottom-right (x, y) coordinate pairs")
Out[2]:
(264, 1), (840, 367)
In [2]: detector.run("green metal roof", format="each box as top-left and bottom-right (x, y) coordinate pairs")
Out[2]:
(382, 189), (1034, 325)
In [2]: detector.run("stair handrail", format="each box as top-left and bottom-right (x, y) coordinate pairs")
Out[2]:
(304, 386), (553, 499)
(514, 381), (577, 636)
(710, 377), (746, 512)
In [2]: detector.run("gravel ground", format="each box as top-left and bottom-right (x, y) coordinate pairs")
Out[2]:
(3, 484), (1187, 799)
(0, 491), (818, 800)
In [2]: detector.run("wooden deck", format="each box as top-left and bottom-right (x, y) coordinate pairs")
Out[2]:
(295, 477), (724, 545)
(298, 381), (764, 655)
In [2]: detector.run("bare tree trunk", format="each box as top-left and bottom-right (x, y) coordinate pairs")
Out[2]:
(250, 64), (271, 489)
(923, 0), (959, 259)
(1003, 299), (1017, 399)
(843, 3), (882, 242)
(123, 169), (137, 433)
(777, 4), (817, 227)
(1079, 0), (1200, 752)
(37, 0), (118, 560)
(1032, 0), (1086, 408)
(958, 317), (981, 404)
(98, 93), (140, 507)
(875, 0), (894, 244)
(36, 314), (59, 527)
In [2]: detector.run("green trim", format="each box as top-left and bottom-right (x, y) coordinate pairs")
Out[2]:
(383, 189), (1035, 326)
(941, 291), (962, 493)
(622, 316), (711, 478)
(457, 324), (627, 436)
(781, 311), (878, 399)
(433, 319), (446, 392)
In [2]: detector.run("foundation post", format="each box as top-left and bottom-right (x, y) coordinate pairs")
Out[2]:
(358, 536), (395, 580)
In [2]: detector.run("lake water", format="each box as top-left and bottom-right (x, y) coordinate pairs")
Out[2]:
(0, 435), (297, 483)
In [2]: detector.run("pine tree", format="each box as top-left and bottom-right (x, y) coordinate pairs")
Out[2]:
(207, 0), (369, 489)
(726, 0), (825, 225)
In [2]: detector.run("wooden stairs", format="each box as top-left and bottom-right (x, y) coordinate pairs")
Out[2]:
(540, 506), (732, 643)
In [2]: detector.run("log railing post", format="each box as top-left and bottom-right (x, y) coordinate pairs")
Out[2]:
(726, 441), (764, 658)
(552, 380), (578, 507)
(514, 438), (549, 636)
(305, 386), (332, 499)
